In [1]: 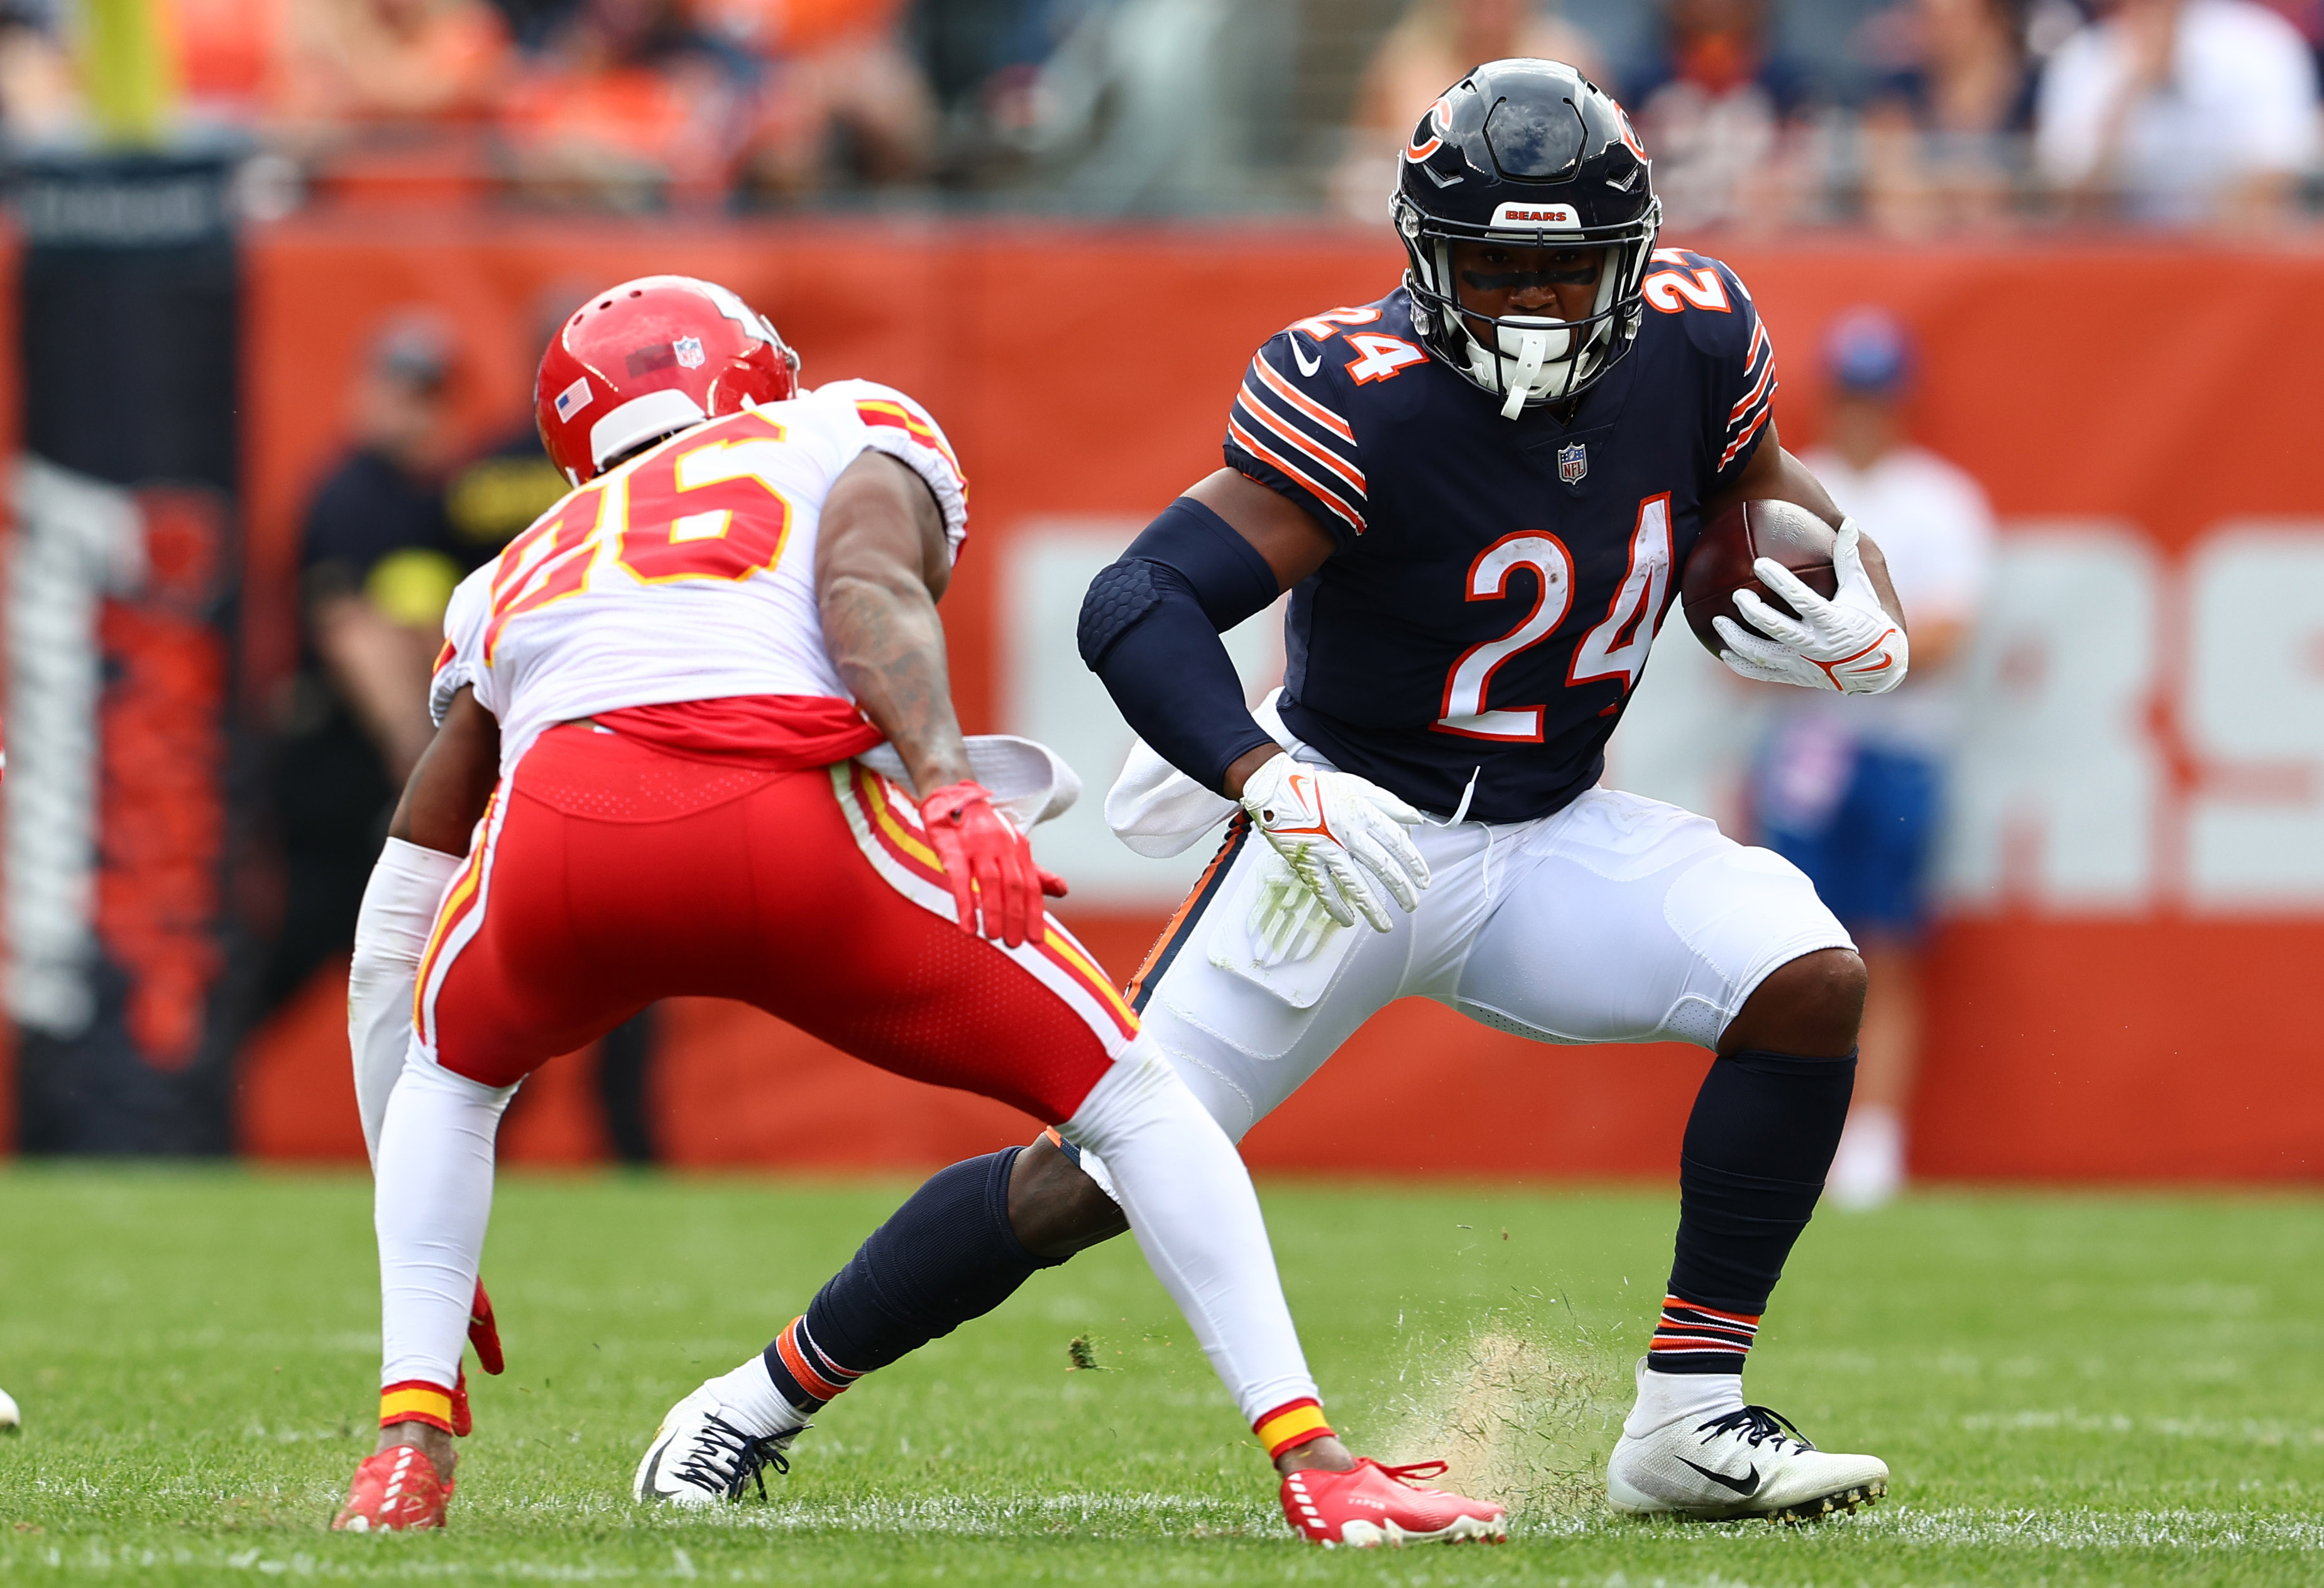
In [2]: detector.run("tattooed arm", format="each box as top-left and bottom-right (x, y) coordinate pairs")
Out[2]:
(815, 449), (972, 797)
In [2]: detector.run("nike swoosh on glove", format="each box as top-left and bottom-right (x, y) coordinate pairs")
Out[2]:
(1238, 753), (1429, 934)
(921, 780), (1068, 950)
(1713, 518), (1910, 694)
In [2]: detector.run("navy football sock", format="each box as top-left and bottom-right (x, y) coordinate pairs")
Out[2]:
(762, 1146), (1065, 1413)
(1653, 1046), (1856, 1376)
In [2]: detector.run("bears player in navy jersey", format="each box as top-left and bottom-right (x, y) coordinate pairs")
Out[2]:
(640, 60), (1904, 1530)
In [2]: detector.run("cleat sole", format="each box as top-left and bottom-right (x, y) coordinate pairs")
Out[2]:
(1324, 1513), (1508, 1548)
(1760, 1476), (1886, 1525)
(1609, 1476), (1888, 1525)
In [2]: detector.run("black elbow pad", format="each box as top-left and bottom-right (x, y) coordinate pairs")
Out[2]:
(1077, 558), (1163, 670)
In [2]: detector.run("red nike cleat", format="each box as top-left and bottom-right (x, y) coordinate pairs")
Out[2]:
(468, 1279), (504, 1376)
(1280, 1459), (1507, 1547)
(331, 1445), (451, 1532)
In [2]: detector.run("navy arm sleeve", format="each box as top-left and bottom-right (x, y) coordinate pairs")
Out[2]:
(1077, 497), (1282, 794)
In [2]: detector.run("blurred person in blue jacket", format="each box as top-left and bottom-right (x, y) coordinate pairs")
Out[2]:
(1752, 309), (1993, 1208)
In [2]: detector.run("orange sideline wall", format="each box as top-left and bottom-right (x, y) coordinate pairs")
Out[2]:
(158, 221), (2324, 1179)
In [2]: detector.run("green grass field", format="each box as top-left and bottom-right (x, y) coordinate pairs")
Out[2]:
(2, 1168), (2320, 1584)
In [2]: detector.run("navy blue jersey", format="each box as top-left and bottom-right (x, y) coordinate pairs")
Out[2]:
(1222, 249), (1777, 823)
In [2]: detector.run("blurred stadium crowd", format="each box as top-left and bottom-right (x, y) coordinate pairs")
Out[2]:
(0, 0), (2318, 225)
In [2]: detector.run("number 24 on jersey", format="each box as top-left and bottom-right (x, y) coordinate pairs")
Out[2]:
(1435, 494), (1672, 740)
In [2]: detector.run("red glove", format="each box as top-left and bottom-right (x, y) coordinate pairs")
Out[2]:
(919, 781), (1067, 949)
(468, 1278), (504, 1376)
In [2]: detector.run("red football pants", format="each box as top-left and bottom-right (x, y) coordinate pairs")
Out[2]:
(413, 724), (1131, 1124)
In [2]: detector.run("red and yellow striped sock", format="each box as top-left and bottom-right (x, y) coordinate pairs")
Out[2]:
(1253, 1397), (1334, 1459)
(378, 1379), (456, 1434)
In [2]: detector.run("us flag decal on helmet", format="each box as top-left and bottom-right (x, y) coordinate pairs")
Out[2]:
(554, 376), (592, 422)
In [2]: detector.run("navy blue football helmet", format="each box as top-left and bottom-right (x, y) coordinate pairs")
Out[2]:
(1392, 59), (1662, 415)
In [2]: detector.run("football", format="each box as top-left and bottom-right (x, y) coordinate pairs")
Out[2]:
(1680, 498), (1839, 657)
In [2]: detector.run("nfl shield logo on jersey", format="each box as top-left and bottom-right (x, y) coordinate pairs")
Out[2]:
(673, 336), (706, 370)
(1558, 442), (1588, 484)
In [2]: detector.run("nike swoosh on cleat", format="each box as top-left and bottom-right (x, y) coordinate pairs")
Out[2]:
(1292, 340), (1322, 376)
(1677, 1458), (1761, 1496)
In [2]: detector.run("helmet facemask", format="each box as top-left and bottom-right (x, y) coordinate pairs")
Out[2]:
(1398, 192), (1662, 420)
(1437, 239), (1618, 417)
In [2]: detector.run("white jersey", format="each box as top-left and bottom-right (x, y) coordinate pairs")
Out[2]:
(430, 380), (967, 770)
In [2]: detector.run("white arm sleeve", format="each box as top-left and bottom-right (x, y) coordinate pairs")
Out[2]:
(349, 838), (464, 1166)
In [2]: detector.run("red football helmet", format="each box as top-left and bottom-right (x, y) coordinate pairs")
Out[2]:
(534, 275), (801, 485)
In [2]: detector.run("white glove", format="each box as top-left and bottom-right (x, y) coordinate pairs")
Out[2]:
(1713, 518), (1910, 694)
(1238, 753), (1429, 933)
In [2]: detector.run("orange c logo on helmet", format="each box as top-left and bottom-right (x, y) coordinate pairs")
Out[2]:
(1405, 96), (1452, 162)
(1616, 103), (1648, 161)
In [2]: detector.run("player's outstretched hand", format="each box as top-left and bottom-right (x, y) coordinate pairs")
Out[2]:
(1713, 519), (1909, 695)
(921, 781), (1053, 949)
(1238, 754), (1429, 934)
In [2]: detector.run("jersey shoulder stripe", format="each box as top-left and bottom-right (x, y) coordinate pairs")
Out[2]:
(815, 379), (969, 557)
(1233, 361), (1366, 498)
(1719, 319), (1778, 471)
(1222, 328), (1369, 537)
(855, 395), (966, 484)
(1227, 413), (1366, 534)
(1251, 352), (1355, 445)
(1647, 248), (1776, 475)
(1728, 321), (1773, 422)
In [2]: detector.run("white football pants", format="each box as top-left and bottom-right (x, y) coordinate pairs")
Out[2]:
(1085, 786), (1853, 1175)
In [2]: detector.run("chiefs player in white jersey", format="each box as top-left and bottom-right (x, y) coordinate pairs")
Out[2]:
(329, 276), (1502, 1545)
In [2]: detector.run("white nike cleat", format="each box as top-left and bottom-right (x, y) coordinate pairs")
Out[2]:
(633, 1382), (806, 1508)
(1608, 1372), (1887, 1522)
